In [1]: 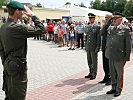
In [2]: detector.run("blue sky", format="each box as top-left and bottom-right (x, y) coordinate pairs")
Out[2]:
(15, 0), (93, 8)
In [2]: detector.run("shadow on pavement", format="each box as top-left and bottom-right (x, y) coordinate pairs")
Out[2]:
(55, 78), (88, 87)
(72, 84), (96, 94)
(58, 49), (70, 51)
(77, 94), (114, 100)
(73, 84), (114, 100)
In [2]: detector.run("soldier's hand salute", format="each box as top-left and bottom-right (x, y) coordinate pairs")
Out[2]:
(24, 5), (35, 17)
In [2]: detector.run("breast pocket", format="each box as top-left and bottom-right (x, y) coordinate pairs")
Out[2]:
(116, 32), (125, 41)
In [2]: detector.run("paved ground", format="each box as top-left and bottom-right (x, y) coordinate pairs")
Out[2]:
(0, 38), (133, 100)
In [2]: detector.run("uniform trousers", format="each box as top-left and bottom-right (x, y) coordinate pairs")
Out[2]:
(109, 59), (126, 91)
(3, 57), (27, 100)
(102, 50), (110, 80)
(87, 51), (98, 77)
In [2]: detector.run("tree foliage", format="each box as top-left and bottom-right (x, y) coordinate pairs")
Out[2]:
(0, 0), (6, 7)
(90, 0), (127, 14)
(36, 3), (42, 8)
(90, 0), (101, 10)
(123, 0), (133, 17)
(79, 2), (87, 8)
(65, 2), (71, 5)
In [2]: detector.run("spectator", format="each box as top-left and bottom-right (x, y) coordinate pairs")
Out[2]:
(58, 25), (64, 47)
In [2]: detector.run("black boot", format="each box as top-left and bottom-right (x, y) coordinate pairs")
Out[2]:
(106, 89), (116, 94)
(85, 67), (93, 78)
(114, 88), (122, 97)
(85, 74), (92, 78)
(98, 79), (106, 83)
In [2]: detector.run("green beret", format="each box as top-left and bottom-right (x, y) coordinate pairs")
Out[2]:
(7, 1), (24, 10)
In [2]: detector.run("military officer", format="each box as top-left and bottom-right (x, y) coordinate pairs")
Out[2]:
(99, 14), (113, 85)
(0, 1), (45, 100)
(85, 13), (101, 80)
(105, 12), (131, 97)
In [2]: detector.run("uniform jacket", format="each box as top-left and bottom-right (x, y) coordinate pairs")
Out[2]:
(100, 20), (113, 51)
(105, 24), (131, 61)
(0, 16), (46, 64)
(85, 24), (101, 52)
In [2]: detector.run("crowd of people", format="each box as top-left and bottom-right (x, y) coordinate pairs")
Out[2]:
(30, 18), (133, 50)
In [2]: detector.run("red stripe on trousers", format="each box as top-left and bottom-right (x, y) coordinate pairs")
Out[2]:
(120, 61), (126, 89)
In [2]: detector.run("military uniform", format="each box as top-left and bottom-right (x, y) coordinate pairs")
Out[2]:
(0, 1), (45, 100)
(106, 22), (131, 96)
(85, 13), (101, 79)
(99, 19), (112, 84)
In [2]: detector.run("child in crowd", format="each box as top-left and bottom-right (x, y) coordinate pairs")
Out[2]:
(54, 23), (58, 44)
(68, 24), (76, 50)
(58, 25), (64, 47)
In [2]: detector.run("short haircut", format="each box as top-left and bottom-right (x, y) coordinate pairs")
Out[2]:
(7, 7), (16, 15)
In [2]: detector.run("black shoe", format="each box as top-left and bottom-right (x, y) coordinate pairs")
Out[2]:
(106, 89), (116, 94)
(68, 48), (71, 50)
(90, 76), (96, 80)
(105, 80), (111, 85)
(85, 74), (91, 78)
(98, 79), (106, 84)
(77, 47), (80, 48)
(114, 89), (121, 97)
(72, 48), (75, 50)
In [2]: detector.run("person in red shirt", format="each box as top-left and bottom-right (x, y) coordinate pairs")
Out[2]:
(46, 20), (54, 41)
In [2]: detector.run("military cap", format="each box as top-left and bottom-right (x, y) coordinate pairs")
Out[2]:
(6, 1), (24, 10)
(88, 13), (96, 18)
(113, 12), (122, 18)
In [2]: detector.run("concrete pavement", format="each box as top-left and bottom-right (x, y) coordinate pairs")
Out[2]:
(0, 38), (133, 100)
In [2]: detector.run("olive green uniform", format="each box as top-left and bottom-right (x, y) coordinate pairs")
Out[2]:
(106, 25), (131, 91)
(0, 16), (45, 100)
(85, 24), (101, 78)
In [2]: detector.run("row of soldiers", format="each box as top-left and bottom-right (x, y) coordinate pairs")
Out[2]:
(84, 13), (131, 97)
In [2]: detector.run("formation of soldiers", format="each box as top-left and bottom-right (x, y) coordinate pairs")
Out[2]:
(0, 0), (133, 100)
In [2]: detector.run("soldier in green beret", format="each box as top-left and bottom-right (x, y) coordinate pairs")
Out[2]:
(84, 13), (101, 80)
(0, 1), (45, 100)
(105, 12), (131, 97)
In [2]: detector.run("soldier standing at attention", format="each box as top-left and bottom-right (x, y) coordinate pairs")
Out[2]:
(99, 14), (112, 85)
(106, 13), (131, 97)
(84, 13), (101, 80)
(0, 1), (45, 100)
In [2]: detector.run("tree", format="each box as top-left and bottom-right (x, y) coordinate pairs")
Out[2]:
(65, 2), (71, 5)
(36, 3), (42, 8)
(91, 0), (101, 10)
(100, 1), (106, 11)
(0, 0), (6, 7)
(79, 2), (87, 8)
(105, 0), (114, 13)
(90, 0), (127, 13)
(114, 0), (127, 13)
(123, 0), (133, 17)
